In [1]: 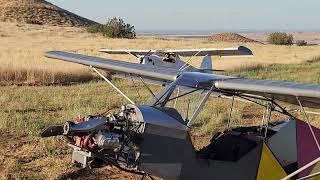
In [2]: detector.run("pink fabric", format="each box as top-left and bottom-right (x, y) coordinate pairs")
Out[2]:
(297, 120), (320, 178)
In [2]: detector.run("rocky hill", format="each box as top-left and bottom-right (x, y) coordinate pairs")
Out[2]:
(208, 33), (261, 43)
(0, 0), (97, 27)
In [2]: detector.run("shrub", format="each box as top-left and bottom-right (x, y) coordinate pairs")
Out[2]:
(296, 40), (308, 46)
(87, 17), (136, 38)
(267, 32), (294, 45)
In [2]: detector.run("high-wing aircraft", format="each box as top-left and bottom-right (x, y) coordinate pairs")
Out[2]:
(100, 46), (253, 74)
(42, 51), (320, 180)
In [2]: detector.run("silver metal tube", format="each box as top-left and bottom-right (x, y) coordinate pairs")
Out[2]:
(92, 67), (135, 104)
(281, 157), (320, 180)
(297, 171), (320, 180)
(296, 97), (320, 152)
(187, 86), (214, 127)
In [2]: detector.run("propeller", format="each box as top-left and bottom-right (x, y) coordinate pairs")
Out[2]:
(139, 50), (153, 64)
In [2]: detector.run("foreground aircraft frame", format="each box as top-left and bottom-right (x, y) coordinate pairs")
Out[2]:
(41, 50), (320, 180)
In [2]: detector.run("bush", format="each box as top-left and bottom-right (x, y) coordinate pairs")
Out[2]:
(87, 17), (136, 38)
(267, 32), (294, 45)
(296, 40), (308, 46)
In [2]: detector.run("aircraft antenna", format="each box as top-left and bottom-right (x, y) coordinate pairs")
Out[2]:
(91, 66), (135, 104)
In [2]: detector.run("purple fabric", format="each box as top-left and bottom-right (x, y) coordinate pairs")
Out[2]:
(297, 119), (320, 178)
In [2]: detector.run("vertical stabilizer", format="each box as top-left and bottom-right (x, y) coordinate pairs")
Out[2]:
(199, 55), (213, 74)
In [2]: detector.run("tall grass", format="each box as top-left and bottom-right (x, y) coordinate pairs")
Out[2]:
(230, 56), (320, 83)
(1, 22), (320, 85)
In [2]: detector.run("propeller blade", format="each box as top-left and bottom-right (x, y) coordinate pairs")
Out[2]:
(40, 125), (64, 137)
(140, 50), (152, 64)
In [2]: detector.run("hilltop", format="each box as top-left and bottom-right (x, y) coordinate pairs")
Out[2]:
(0, 0), (97, 27)
(208, 33), (261, 43)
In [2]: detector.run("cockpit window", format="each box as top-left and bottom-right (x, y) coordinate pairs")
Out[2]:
(162, 53), (176, 63)
(152, 84), (208, 122)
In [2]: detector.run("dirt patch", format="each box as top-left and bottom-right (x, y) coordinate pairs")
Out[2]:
(208, 33), (262, 43)
(0, 131), (152, 179)
(58, 167), (141, 180)
(0, 131), (39, 179)
(0, 130), (212, 179)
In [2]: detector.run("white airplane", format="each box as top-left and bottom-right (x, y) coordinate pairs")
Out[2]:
(99, 46), (253, 73)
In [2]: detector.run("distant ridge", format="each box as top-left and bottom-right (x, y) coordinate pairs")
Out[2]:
(0, 0), (98, 27)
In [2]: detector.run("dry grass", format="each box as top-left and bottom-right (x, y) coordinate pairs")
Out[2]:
(1, 22), (320, 85)
(0, 78), (319, 179)
(1, 22), (320, 179)
(0, 81), (161, 179)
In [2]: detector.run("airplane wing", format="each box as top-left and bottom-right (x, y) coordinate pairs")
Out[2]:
(166, 46), (253, 57)
(176, 72), (320, 109)
(99, 49), (158, 56)
(99, 46), (253, 57)
(214, 78), (320, 108)
(45, 51), (179, 85)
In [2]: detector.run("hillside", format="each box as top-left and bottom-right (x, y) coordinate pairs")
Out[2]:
(0, 0), (97, 27)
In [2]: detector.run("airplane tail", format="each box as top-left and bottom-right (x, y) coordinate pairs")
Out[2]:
(199, 55), (213, 74)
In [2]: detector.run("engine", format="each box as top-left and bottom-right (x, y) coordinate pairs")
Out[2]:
(41, 104), (191, 178)
(45, 106), (143, 169)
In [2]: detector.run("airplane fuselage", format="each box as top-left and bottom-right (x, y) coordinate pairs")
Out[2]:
(140, 54), (186, 70)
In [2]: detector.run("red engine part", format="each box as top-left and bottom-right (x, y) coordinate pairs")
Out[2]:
(74, 117), (94, 148)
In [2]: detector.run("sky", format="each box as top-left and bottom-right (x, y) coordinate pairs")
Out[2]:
(47, 0), (320, 32)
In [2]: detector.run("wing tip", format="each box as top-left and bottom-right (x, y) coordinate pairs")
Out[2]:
(44, 51), (57, 58)
(238, 46), (253, 56)
(99, 48), (108, 52)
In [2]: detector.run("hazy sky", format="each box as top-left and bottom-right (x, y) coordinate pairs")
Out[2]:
(46, 0), (320, 32)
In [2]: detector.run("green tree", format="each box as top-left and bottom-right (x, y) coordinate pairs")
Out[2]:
(267, 32), (294, 45)
(87, 17), (136, 38)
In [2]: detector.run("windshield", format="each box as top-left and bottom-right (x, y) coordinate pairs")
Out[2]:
(152, 84), (210, 123)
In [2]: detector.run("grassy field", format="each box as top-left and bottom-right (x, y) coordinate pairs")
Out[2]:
(0, 22), (320, 179)
(1, 58), (320, 179)
(1, 22), (320, 85)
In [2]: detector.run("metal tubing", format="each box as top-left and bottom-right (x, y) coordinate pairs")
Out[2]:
(92, 67), (135, 104)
